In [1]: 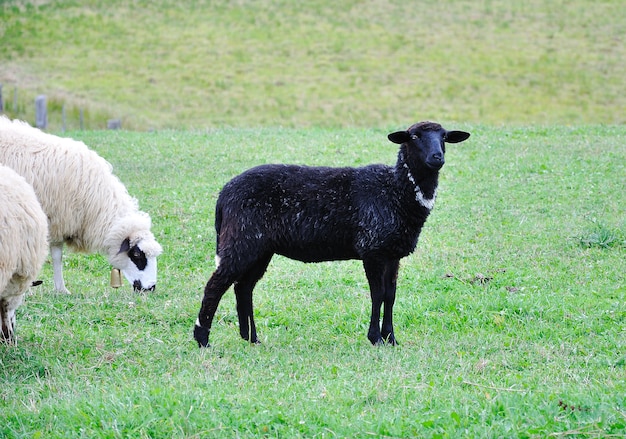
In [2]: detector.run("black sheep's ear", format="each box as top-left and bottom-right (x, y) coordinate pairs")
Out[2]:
(444, 131), (470, 143)
(118, 238), (131, 254)
(388, 131), (411, 144)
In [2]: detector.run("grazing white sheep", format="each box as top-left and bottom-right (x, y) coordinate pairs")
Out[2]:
(0, 116), (163, 293)
(0, 165), (48, 344)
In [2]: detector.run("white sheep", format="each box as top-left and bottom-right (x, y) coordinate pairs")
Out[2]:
(0, 116), (163, 293)
(0, 165), (48, 344)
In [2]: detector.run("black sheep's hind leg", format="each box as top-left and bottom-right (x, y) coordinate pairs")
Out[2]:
(195, 267), (238, 348)
(234, 255), (272, 344)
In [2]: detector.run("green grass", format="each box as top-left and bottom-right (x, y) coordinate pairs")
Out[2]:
(1, 1), (624, 435)
(1, 0), (625, 129)
(1, 125), (625, 437)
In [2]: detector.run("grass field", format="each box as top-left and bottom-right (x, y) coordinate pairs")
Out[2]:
(1, 124), (625, 437)
(1, 0), (625, 129)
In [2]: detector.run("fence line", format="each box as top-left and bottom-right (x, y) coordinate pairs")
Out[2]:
(0, 84), (119, 131)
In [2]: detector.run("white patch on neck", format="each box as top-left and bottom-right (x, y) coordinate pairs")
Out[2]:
(403, 162), (437, 210)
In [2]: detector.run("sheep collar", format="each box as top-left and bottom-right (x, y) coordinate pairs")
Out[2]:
(400, 153), (437, 210)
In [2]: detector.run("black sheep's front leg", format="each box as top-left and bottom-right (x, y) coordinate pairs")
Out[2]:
(363, 259), (385, 345)
(381, 259), (400, 346)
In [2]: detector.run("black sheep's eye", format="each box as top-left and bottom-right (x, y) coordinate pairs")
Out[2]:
(410, 134), (418, 140)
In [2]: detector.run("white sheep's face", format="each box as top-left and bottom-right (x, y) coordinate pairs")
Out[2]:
(117, 238), (160, 292)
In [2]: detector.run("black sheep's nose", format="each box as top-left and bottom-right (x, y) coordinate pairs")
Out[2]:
(427, 153), (445, 169)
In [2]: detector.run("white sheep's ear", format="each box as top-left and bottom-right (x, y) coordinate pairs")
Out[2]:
(118, 238), (131, 254)
(444, 130), (470, 143)
(388, 131), (411, 144)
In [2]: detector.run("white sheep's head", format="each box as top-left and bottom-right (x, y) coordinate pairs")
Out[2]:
(115, 232), (163, 292)
(106, 214), (163, 292)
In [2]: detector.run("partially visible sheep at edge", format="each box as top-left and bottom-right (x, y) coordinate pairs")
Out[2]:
(0, 165), (48, 345)
(0, 116), (163, 294)
(194, 121), (470, 348)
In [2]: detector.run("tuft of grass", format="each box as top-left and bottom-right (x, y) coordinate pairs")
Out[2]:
(579, 220), (625, 249)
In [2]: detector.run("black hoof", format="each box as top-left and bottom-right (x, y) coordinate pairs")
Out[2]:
(369, 336), (384, 346)
(369, 334), (398, 346)
(383, 334), (398, 346)
(194, 325), (210, 348)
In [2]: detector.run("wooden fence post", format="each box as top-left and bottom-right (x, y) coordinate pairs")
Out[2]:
(35, 95), (47, 129)
(107, 119), (121, 130)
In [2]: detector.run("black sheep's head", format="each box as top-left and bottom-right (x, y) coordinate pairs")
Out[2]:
(388, 121), (470, 171)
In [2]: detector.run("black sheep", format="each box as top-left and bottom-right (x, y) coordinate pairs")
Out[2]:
(194, 121), (470, 347)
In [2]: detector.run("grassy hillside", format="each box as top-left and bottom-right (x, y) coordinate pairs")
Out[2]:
(1, 125), (625, 437)
(1, 0), (625, 129)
